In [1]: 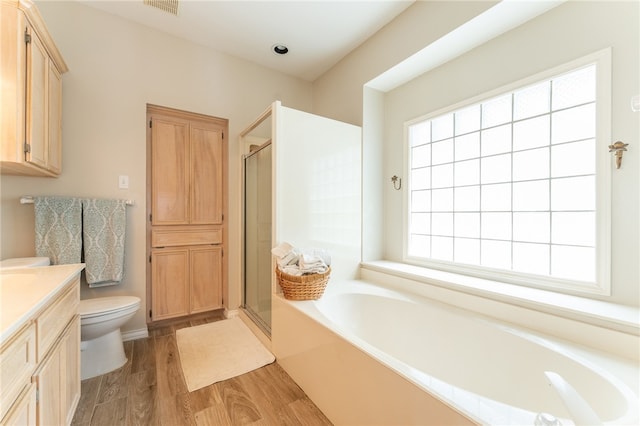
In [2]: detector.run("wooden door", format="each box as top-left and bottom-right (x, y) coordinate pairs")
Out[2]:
(47, 64), (62, 174)
(190, 246), (223, 313)
(190, 123), (223, 224)
(151, 117), (190, 225)
(2, 383), (37, 426)
(25, 25), (48, 170)
(61, 317), (80, 425)
(151, 248), (190, 320)
(34, 341), (62, 426)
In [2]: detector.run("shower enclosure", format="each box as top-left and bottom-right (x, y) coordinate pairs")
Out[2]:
(243, 141), (272, 334)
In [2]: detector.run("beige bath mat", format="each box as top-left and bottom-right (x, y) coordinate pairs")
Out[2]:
(176, 317), (275, 391)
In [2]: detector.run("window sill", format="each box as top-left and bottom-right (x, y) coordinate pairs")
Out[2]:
(360, 260), (639, 337)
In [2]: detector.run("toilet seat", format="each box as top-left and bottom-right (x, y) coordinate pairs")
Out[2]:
(79, 296), (141, 319)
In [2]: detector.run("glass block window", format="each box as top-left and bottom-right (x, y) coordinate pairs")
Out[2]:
(406, 63), (604, 288)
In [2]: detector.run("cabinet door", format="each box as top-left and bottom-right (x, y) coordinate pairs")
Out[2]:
(151, 248), (190, 320)
(32, 316), (79, 426)
(1, 383), (36, 426)
(25, 26), (48, 170)
(151, 117), (190, 225)
(190, 246), (223, 313)
(61, 317), (80, 426)
(34, 341), (62, 426)
(47, 65), (62, 174)
(190, 123), (223, 224)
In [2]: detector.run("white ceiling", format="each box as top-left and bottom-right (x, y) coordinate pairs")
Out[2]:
(77, 0), (414, 82)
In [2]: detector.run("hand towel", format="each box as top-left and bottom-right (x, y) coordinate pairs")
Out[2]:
(82, 199), (127, 287)
(34, 196), (82, 265)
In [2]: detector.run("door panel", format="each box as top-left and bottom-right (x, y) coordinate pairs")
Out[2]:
(25, 27), (47, 169)
(151, 118), (189, 225)
(151, 248), (189, 320)
(191, 124), (223, 224)
(190, 246), (222, 313)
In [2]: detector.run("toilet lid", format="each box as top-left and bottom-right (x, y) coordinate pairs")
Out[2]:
(0, 257), (50, 269)
(79, 296), (140, 318)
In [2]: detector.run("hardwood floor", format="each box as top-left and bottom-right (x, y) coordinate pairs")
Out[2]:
(71, 315), (332, 426)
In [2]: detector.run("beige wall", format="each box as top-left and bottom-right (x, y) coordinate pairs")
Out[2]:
(312, 1), (497, 126)
(384, 1), (640, 306)
(382, 0), (639, 306)
(0, 1), (312, 333)
(312, 1), (638, 306)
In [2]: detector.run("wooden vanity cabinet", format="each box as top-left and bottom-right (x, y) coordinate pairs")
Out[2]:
(33, 316), (80, 426)
(0, 275), (80, 426)
(1, 0), (68, 177)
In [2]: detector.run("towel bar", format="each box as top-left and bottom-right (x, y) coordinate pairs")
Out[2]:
(20, 196), (134, 206)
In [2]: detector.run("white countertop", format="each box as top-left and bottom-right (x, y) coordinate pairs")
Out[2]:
(0, 264), (85, 343)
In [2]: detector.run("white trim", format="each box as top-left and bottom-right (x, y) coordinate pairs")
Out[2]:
(224, 308), (239, 318)
(403, 48), (612, 296)
(360, 261), (639, 361)
(121, 328), (149, 342)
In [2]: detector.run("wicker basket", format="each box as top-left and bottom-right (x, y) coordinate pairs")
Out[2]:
(276, 267), (331, 300)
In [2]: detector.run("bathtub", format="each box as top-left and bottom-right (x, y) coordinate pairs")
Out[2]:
(271, 279), (639, 425)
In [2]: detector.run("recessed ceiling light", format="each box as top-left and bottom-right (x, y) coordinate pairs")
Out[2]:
(272, 44), (289, 55)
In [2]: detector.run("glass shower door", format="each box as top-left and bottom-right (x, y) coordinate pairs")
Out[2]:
(243, 142), (272, 334)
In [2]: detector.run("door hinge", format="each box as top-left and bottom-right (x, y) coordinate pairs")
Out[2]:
(149, 213), (152, 222)
(24, 32), (31, 44)
(222, 132), (224, 139)
(23, 142), (31, 153)
(149, 254), (151, 263)
(149, 310), (152, 318)
(149, 119), (152, 128)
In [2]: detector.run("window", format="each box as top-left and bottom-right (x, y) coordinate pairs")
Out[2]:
(405, 50), (611, 295)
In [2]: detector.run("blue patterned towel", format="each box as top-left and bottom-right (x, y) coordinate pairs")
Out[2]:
(35, 197), (82, 265)
(82, 199), (127, 287)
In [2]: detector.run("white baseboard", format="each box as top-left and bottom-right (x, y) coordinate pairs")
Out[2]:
(121, 328), (149, 342)
(225, 308), (239, 318)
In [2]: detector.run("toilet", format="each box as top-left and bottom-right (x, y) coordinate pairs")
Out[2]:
(79, 295), (140, 380)
(0, 257), (141, 380)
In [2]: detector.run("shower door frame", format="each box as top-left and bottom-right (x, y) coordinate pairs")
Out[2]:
(241, 140), (273, 336)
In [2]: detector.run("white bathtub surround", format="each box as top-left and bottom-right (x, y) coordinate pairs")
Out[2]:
(272, 278), (639, 426)
(360, 261), (639, 362)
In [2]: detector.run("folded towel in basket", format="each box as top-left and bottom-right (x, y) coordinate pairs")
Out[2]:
(273, 245), (329, 276)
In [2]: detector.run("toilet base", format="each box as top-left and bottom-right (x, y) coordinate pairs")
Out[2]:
(81, 329), (128, 380)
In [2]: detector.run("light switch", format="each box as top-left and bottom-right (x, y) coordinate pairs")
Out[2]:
(118, 175), (129, 189)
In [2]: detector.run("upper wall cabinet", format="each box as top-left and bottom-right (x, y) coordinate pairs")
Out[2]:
(149, 109), (225, 226)
(1, 0), (68, 177)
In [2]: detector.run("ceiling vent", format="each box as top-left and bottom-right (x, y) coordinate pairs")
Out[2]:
(143, 0), (179, 16)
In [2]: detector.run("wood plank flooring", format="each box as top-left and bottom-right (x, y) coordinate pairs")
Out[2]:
(71, 315), (332, 426)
